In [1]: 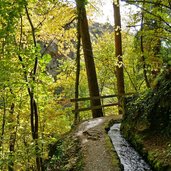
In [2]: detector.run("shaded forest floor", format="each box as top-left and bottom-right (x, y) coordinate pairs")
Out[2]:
(136, 131), (171, 170)
(47, 114), (171, 171)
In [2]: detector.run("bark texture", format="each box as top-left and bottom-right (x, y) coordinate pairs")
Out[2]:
(76, 1), (103, 118)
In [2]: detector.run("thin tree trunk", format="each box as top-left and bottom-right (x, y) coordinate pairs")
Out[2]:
(140, 0), (151, 88)
(24, 7), (43, 171)
(8, 103), (15, 171)
(74, 11), (81, 125)
(123, 65), (138, 92)
(76, 0), (103, 118)
(113, 0), (125, 115)
(0, 93), (6, 149)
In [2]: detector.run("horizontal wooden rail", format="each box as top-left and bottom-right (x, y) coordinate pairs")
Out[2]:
(70, 94), (118, 102)
(72, 102), (119, 113)
(70, 93), (135, 102)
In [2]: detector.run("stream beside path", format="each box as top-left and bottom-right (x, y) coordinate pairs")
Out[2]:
(108, 123), (152, 171)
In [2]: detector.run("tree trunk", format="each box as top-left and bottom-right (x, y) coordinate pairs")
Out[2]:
(8, 103), (15, 171)
(0, 91), (6, 149)
(140, 0), (151, 88)
(76, 0), (103, 118)
(24, 7), (43, 170)
(113, 0), (125, 115)
(74, 12), (81, 124)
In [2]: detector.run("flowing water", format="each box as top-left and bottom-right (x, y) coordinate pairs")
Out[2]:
(108, 123), (152, 171)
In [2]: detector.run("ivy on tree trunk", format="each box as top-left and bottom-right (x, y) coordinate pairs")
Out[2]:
(113, 0), (125, 115)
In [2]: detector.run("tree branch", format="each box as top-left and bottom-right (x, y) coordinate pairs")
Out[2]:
(25, 5), (38, 79)
(123, 1), (171, 31)
(122, 0), (171, 10)
(25, 6), (36, 47)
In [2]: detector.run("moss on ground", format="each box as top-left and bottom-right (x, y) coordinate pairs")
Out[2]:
(46, 129), (83, 171)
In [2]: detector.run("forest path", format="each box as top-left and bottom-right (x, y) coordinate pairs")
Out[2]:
(75, 115), (122, 171)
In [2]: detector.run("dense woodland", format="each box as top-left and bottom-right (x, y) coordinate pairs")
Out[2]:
(0, 0), (171, 170)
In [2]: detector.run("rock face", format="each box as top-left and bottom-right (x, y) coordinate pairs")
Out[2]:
(89, 22), (113, 41)
(39, 40), (64, 80)
(38, 22), (113, 80)
(121, 70), (171, 170)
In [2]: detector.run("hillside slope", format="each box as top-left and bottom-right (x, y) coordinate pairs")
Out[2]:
(121, 70), (171, 171)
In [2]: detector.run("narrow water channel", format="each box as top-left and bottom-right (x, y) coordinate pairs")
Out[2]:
(108, 123), (152, 171)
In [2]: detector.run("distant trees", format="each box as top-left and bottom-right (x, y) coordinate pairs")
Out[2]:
(0, 0), (76, 170)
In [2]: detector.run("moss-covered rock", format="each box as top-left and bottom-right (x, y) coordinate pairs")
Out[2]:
(46, 130), (83, 171)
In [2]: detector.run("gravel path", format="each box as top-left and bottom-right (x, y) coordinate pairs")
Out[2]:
(75, 115), (122, 171)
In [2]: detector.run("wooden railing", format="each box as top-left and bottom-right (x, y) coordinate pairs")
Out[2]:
(70, 93), (134, 113)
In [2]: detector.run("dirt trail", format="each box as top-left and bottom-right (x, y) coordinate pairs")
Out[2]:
(75, 115), (122, 171)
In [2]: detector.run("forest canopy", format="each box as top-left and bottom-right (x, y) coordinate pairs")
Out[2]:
(0, 0), (170, 170)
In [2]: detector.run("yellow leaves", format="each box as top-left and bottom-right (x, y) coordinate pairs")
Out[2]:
(116, 54), (122, 59)
(115, 25), (121, 32)
(39, 4), (76, 39)
(115, 60), (124, 68)
(113, 0), (119, 7)
(40, 99), (72, 135)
